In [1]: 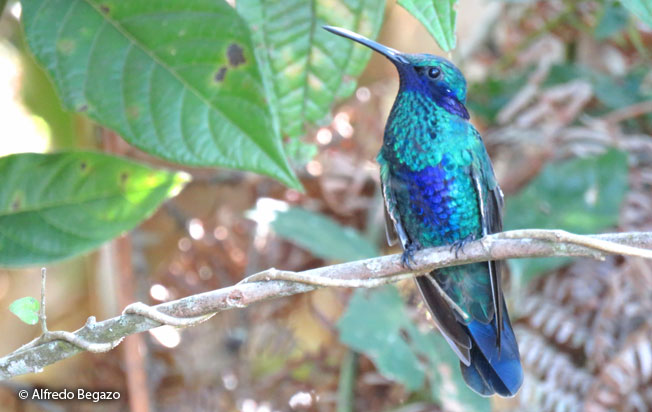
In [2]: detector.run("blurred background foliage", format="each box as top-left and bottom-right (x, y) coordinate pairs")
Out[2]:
(0, 0), (651, 411)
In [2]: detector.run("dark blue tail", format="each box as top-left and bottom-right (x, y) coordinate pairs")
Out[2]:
(460, 305), (523, 397)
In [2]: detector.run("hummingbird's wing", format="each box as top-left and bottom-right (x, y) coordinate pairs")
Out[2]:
(378, 157), (472, 363)
(379, 159), (410, 249)
(471, 154), (505, 345)
(382, 190), (400, 247)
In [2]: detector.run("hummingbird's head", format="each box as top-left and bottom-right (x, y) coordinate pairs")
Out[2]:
(323, 26), (469, 119)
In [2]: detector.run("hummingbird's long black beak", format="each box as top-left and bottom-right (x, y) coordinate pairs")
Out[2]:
(323, 26), (409, 65)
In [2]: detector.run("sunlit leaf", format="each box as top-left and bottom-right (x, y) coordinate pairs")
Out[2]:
(398, 0), (457, 52)
(338, 286), (490, 410)
(21, 0), (299, 188)
(0, 152), (188, 266)
(237, 0), (385, 142)
(9, 16), (80, 150)
(620, 0), (652, 28)
(270, 207), (378, 262)
(504, 150), (628, 285)
(9, 297), (40, 325)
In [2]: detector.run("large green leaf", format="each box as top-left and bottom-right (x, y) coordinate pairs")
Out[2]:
(620, 0), (652, 28)
(0, 152), (188, 266)
(398, 0), (457, 52)
(21, 0), (299, 188)
(237, 0), (385, 141)
(338, 286), (489, 411)
(269, 207), (379, 262)
(504, 150), (629, 285)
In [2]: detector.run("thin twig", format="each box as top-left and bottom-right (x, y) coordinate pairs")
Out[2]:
(494, 229), (652, 259)
(1, 230), (651, 380)
(240, 268), (418, 288)
(39, 268), (47, 335)
(37, 330), (123, 353)
(123, 302), (215, 327)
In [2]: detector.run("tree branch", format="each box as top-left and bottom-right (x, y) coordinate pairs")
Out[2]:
(1, 230), (651, 380)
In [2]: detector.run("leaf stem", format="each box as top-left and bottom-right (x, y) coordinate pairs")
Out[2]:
(337, 350), (357, 412)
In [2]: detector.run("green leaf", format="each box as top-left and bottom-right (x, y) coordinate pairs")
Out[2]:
(21, 0), (299, 189)
(398, 0), (457, 52)
(237, 0), (385, 141)
(9, 297), (40, 325)
(337, 287), (490, 410)
(268, 206), (379, 262)
(284, 140), (319, 168)
(620, 0), (652, 28)
(595, 2), (630, 39)
(545, 64), (652, 115)
(543, 63), (586, 87)
(592, 69), (650, 110)
(410, 328), (491, 411)
(0, 152), (188, 266)
(504, 150), (629, 285)
(338, 287), (424, 390)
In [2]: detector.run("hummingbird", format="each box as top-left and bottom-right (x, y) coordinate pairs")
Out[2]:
(324, 26), (523, 397)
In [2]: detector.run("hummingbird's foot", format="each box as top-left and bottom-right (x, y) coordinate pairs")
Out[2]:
(450, 234), (476, 259)
(401, 242), (418, 270)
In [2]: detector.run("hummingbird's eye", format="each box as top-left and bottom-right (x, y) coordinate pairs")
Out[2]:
(427, 67), (442, 79)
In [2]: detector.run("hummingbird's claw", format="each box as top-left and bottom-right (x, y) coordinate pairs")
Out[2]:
(450, 234), (476, 259)
(401, 242), (418, 270)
